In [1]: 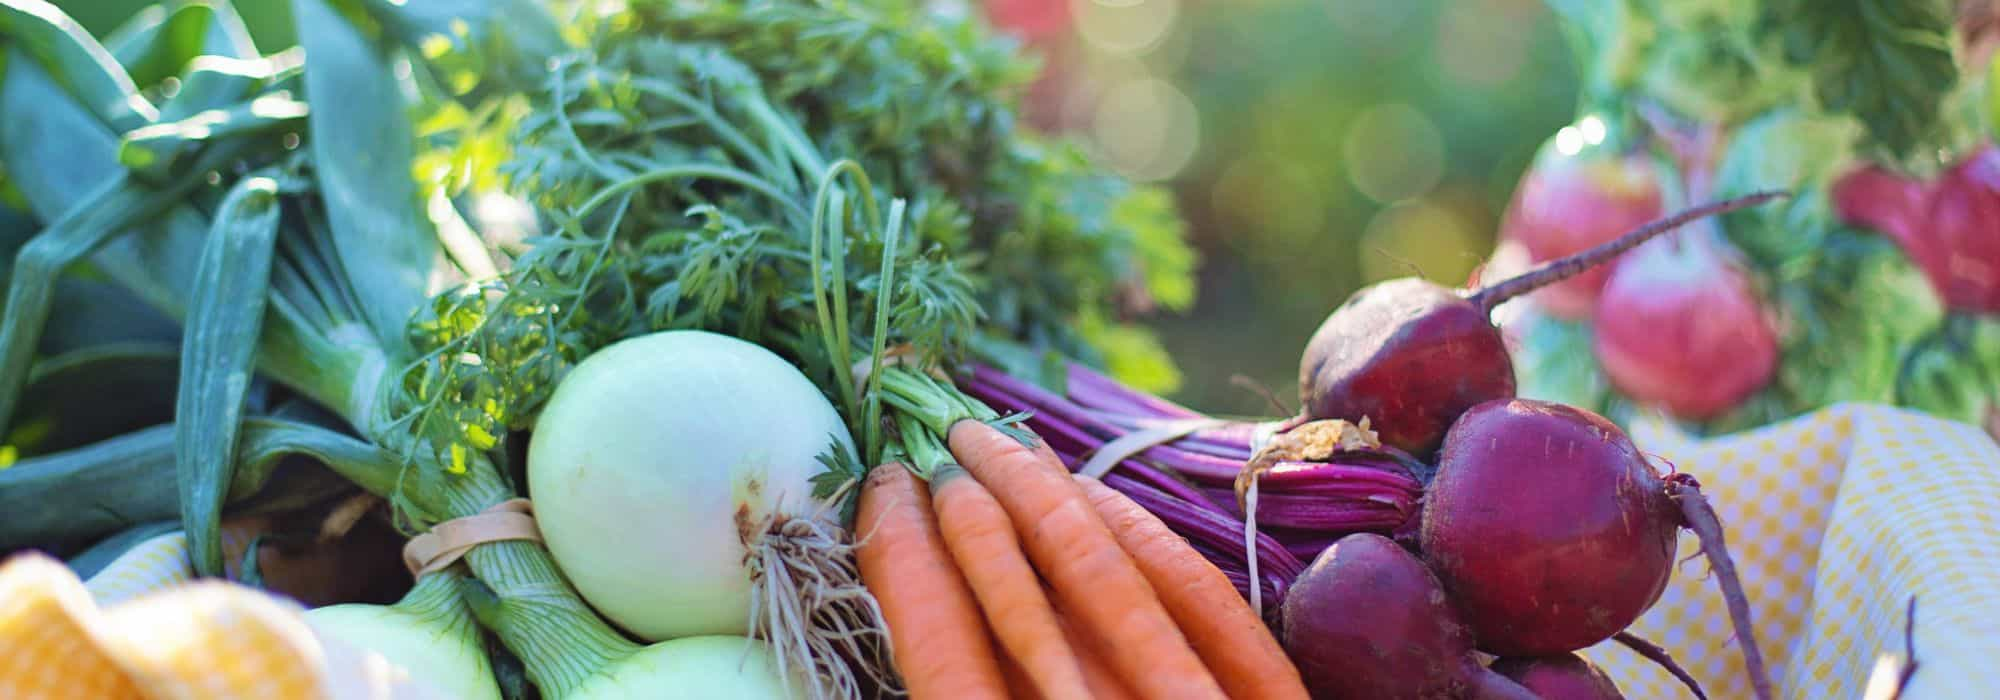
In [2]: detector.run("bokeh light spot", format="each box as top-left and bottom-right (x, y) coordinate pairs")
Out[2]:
(1357, 198), (1483, 285)
(1554, 125), (1584, 155)
(1075, 0), (1180, 54)
(1211, 155), (1329, 244)
(1343, 103), (1446, 203)
(1436, 0), (1533, 89)
(1579, 114), (1607, 145)
(1092, 78), (1201, 181)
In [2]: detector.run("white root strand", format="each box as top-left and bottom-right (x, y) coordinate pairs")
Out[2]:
(748, 513), (899, 700)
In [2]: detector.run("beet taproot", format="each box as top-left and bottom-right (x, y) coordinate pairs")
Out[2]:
(1299, 191), (1787, 456)
(1592, 225), (1778, 420)
(1836, 144), (2000, 313)
(1490, 653), (1625, 700)
(1419, 398), (1772, 699)
(1280, 533), (1537, 700)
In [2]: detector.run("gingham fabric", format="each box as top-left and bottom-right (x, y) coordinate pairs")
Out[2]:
(0, 552), (446, 699)
(1579, 402), (2000, 699)
(80, 524), (274, 605)
(82, 532), (198, 607)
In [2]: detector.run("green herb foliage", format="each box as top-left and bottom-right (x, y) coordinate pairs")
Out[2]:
(395, 0), (1193, 499)
(1755, 0), (1958, 166)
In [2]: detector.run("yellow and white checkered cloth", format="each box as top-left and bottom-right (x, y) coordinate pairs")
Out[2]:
(1579, 402), (2000, 699)
(0, 547), (449, 700)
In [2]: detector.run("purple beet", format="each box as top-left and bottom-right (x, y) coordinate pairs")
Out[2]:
(1280, 533), (1537, 700)
(1490, 654), (1625, 700)
(1298, 191), (1786, 457)
(1420, 398), (1772, 699)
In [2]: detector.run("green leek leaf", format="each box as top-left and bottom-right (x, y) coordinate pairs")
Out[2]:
(12, 342), (179, 456)
(0, 0), (157, 130)
(175, 175), (282, 577)
(0, 48), (228, 435)
(153, 55), (275, 123)
(293, 0), (441, 350)
(103, 0), (259, 88)
(1, 416), (423, 553)
(122, 92), (309, 182)
(359, 0), (566, 99)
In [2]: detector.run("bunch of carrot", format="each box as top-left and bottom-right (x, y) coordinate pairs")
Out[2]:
(854, 420), (1310, 700)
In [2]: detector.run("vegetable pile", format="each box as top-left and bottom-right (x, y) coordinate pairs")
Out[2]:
(0, 0), (1799, 698)
(1494, 1), (2000, 440)
(957, 190), (1783, 698)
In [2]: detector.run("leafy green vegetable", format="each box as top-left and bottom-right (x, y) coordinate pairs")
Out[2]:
(1634, 1), (1790, 125)
(1897, 314), (2000, 426)
(175, 175), (284, 576)
(294, 0), (442, 353)
(40, 276), (183, 353)
(102, 0), (260, 88)
(358, 0), (566, 100)
(0, 48), (270, 435)
(0, 0), (158, 130)
(0, 3), (651, 692)
(0, 170), (169, 434)
(121, 91), (309, 181)
(1708, 108), (1858, 267)
(10, 343), (179, 455)
(397, 0), (1195, 484)
(0, 416), (397, 552)
(1755, 0), (1958, 166)
(152, 52), (288, 122)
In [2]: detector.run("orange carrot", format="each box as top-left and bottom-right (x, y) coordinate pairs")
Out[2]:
(1074, 474), (1311, 700)
(946, 420), (1227, 700)
(930, 464), (1091, 699)
(999, 649), (1043, 700)
(854, 464), (1009, 700)
(1047, 586), (1140, 700)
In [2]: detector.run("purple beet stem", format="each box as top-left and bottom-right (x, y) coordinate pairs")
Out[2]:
(1466, 190), (1789, 314)
(966, 362), (1436, 604)
(1107, 473), (1302, 599)
(1065, 362), (1206, 419)
(977, 380), (1242, 496)
(963, 368), (1247, 482)
(1089, 411), (1257, 459)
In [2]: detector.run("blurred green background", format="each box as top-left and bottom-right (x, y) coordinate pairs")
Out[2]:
(56, 0), (1579, 417)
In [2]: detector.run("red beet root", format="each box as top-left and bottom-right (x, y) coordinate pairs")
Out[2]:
(1299, 191), (1787, 456)
(1914, 148), (2000, 312)
(1592, 226), (1779, 420)
(1420, 398), (1772, 699)
(1421, 399), (1678, 655)
(1280, 533), (1536, 700)
(1299, 278), (1517, 457)
(1835, 145), (2000, 313)
(1500, 142), (1664, 318)
(1490, 654), (1625, 700)
(1832, 165), (1926, 241)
